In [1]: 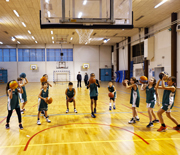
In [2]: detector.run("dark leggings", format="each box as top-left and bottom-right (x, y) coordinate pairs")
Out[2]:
(6, 108), (22, 124)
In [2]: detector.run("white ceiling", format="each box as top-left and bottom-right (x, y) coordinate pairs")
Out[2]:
(0, 0), (180, 45)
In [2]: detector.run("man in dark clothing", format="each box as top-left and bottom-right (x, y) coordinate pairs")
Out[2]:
(77, 72), (82, 87)
(84, 73), (88, 86)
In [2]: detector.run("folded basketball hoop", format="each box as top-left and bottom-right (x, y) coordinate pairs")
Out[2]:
(76, 29), (93, 44)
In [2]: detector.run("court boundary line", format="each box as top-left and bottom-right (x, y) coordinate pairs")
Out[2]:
(23, 123), (149, 151)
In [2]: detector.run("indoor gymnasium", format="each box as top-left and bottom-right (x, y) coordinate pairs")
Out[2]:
(0, 0), (180, 154)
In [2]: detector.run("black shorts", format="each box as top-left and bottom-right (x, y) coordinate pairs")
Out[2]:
(90, 96), (98, 100)
(110, 98), (115, 101)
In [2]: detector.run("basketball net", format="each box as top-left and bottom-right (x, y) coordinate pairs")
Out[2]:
(76, 29), (93, 44)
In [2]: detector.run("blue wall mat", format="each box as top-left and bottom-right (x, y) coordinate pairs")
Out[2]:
(115, 71), (120, 82)
(0, 69), (7, 83)
(130, 61), (133, 78)
(101, 69), (112, 81)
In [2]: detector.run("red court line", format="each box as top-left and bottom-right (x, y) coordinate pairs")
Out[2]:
(0, 110), (15, 124)
(121, 103), (180, 132)
(24, 123), (149, 151)
(33, 104), (38, 107)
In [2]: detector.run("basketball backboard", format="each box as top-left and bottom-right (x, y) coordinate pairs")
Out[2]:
(40, 0), (133, 29)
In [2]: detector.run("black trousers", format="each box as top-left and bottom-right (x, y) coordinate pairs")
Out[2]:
(84, 80), (88, 86)
(77, 80), (81, 87)
(6, 108), (22, 123)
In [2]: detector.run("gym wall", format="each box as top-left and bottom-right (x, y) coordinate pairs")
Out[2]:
(0, 44), (111, 82)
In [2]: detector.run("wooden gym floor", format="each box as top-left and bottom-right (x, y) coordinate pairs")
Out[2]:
(0, 81), (180, 155)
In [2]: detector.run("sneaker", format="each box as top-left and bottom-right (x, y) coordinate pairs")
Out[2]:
(135, 117), (140, 122)
(37, 120), (41, 125)
(91, 113), (96, 118)
(157, 126), (167, 132)
(46, 118), (51, 123)
(66, 109), (69, 113)
(41, 110), (45, 115)
(113, 105), (116, 110)
(94, 108), (96, 114)
(128, 118), (136, 124)
(152, 119), (159, 123)
(23, 109), (26, 111)
(43, 114), (49, 118)
(173, 126), (180, 130)
(109, 106), (112, 111)
(146, 122), (154, 128)
(74, 109), (78, 113)
(5, 124), (10, 129)
(19, 124), (24, 130)
(21, 110), (24, 114)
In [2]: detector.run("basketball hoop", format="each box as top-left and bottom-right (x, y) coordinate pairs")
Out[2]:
(76, 29), (93, 44)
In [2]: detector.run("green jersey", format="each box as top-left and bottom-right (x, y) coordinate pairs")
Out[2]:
(67, 88), (75, 98)
(38, 88), (49, 111)
(87, 79), (100, 97)
(130, 84), (140, 107)
(146, 86), (156, 103)
(162, 87), (176, 106)
(108, 85), (116, 99)
(7, 89), (20, 110)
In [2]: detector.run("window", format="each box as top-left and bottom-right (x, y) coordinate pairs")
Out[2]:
(132, 42), (144, 57)
(18, 49), (45, 61)
(0, 49), (16, 62)
(47, 49), (73, 61)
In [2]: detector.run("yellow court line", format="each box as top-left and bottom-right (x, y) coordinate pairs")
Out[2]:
(1, 138), (180, 149)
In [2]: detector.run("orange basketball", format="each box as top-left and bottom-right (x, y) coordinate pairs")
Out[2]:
(89, 77), (96, 84)
(123, 79), (129, 86)
(139, 76), (148, 84)
(108, 92), (114, 98)
(46, 97), (53, 104)
(9, 81), (18, 89)
(40, 77), (47, 83)
(68, 98), (73, 102)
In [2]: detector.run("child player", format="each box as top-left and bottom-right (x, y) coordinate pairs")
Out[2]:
(65, 82), (78, 113)
(87, 73), (100, 118)
(107, 81), (117, 110)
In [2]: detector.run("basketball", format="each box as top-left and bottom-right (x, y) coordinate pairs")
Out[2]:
(122, 79), (129, 86)
(159, 72), (168, 81)
(20, 73), (26, 78)
(40, 77), (47, 83)
(139, 76), (148, 84)
(9, 81), (18, 89)
(46, 97), (53, 104)
(89, 77), (96, 83)
(108, 92), (114, 98)
(68, 98), (73, 102)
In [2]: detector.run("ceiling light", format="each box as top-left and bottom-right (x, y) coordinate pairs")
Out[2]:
(122, 29), (124, 30)
(51, 31), (53, 34)
(78, 12), (82, 18)
(70, 37), (73, 40)
(154, 0), (167, 8)
(22, 22), (26, 27)
(11, 37), (16, 41)
(35, 41), (38, 43)
(15, 36), (24, 39)
(13, 10), (19, 17)
(89, 38), (92, 41)
(0, 42), (3, 44)
(85, 42), (87, 45)
(45, 0), (49, 3)
(52, 41), (54, 44)
(28, 30), (31, 34)
(103, 39), (110, 43)
(32, 36), (35, 40)
(52, 36), (54, 40)
(17, 41), (20, 44)
(83, 0), (87, 5)
(6, 0), (9, 2)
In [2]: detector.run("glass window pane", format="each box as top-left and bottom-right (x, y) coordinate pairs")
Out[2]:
(0, 49), (2, 62)
(18, 49), (23, 61)
(3, 49), (10, 62)
(56, 49), (61, 61)
(30, 49), (36, 61)
(10, 49), (16, 61)
(24, 49), (30, 61)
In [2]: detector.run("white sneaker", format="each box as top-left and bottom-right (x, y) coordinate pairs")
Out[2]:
(21, 109), (24, 114)
(37, 120), (41, 125)
(128, 118), (136, 124)
(66, 109), (69, 113)
(46, 118), (51, 123)
(74, 109), (78, 113)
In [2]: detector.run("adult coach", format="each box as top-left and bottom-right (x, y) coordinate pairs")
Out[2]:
(77, 72), (82, 87)
(84, 73), (88, 86)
